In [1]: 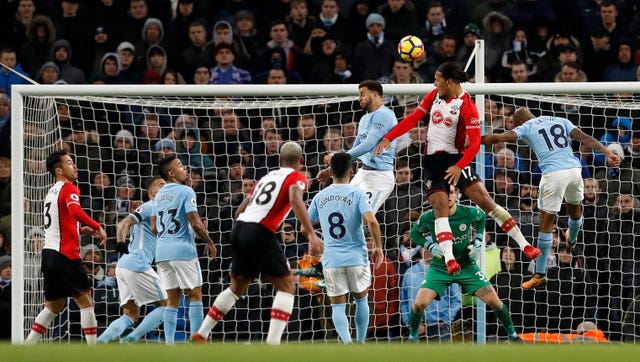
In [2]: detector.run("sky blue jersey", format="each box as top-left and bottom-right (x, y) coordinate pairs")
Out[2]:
(117, 200), (157, 272)
(347, 105), (397, 171)
(513, 116), (581, 174)
(308, 183), (372, 268)
(154, 183), (198, 262)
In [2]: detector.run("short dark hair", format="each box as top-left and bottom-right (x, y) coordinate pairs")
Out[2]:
(358, 80), (383, 96)
(46, 150), (68, 177)
(158, 154), (177, 180)
(330, 152), (351, 179)
(437, 61), (469, 83)
(145, 176), (164, 189)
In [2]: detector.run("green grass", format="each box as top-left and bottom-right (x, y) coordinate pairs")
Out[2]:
(2, 342), (640, 362)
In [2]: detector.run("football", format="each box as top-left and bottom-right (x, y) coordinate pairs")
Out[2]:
(397, 35), (424, 61)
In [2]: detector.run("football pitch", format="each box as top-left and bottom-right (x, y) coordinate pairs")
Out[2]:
(2, 342), (640, 362)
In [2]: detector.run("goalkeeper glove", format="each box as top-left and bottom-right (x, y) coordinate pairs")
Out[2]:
(115, 242), (129, 254)
(428, 243), (444, 258)
(467, 237), (483, 259)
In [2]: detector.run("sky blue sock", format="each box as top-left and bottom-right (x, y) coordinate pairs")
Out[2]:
(331, 303), (352, 344)
(568, 217), (583, 244)
(127, 306), (164, 341)
(354, 296), (369, 343)
(188, 301), (203, 336)
(97, 314), (134, 343)
(535, 232), (553, 275)
(163, 306), (178, 345)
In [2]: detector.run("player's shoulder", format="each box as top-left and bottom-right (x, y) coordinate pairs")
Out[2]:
(61, 181), (80, 194)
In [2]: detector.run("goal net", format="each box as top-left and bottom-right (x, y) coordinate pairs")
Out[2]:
(10, 83), (640, 344)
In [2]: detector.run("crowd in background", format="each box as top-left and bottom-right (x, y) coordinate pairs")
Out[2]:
(2, 0), (640, 342)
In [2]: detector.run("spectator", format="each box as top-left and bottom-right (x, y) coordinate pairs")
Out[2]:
(99, 52), (121, 84)
(0, 48), (30, 95)
(626, 132), (640, 169)
(137, 17), (165, 63)
(162, 69), (186, 84)
(89, 26), (115, 77)
(81, 172), (116, 227)
(316, 127), (342, 169)
(400, 247), (461, 341)
(233, 10), (263, 74)
(456, 23), (482, 80)
(114, 177), (137, 221)
(554, 61), (587, 82)
(192, 65), (210, 85)
(81, 244), (105, 286)
(175, 126), (215, 177)
(471, 0), (513, 27)
(341, 118), (358, 150)
(384, 59), (424, 106)
(120, 0), (149, 46)
(136, 112), (163, 162)
(416, 1), (450, 47)
(211, 20), (251, 71)
(0, 95), (11, 158)
(509, 59), (530, 83)
(253, 47), (304, 84)
(281, 219), (308, 268)
(285, 0), (317, 48)
(145, 44), (168, 78)
(423, 35), (458, 83)
(378, 0), (418, 45)
(318, 0), (351, 46)
(35, 61), (60, 85)
(0, 232), (8, 256)
(596, 0), (624, 46)
(481, 11), (513, 80)
(351, 13), (396, 82)
(396, 224), (422, 275)
(212, 109), (251, 168)
(294, 115), (321, 168)
(0, 158), (8, 252)
(307, 32), (344, 84)
(367, 230), (400, 339)
(53, 0), (92, 75)
(604, 38), (638, 82)
(153, 138), (176, 164)
(582, 26), (616, 82)
(19, 15), (55, 79)
(167, 0), (208, 61)
(500, 28), (543, 81)
(595, 117), (632, 165)
(101, 129), (150, 189)
(537, 31), (581, 81)
(257, 20), (305, 74)
(116, 41), (144, 84)
(251, 128), (284, 180)
(179, 21), (214, 84)
(0, 0), (36, 53)
(50, 39), (86, 84)
(0, 255), (11, 339)
(209, 43), (251, 84)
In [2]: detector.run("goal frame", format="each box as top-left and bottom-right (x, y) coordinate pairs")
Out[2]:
(11, 80), (640, 345)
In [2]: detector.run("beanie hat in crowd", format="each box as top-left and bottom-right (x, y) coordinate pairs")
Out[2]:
(365, 13), (385, 30)
(0, 255), (10, 271)
(114, 129), (134, 145)
(154, 138), (176, 152)
(464, 23), (481, 38)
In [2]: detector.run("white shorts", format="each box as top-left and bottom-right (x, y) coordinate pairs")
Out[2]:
(351, 168), (395, 213)
(156, 257), (203, 291)
(116, 266), (167, 306)
(538, 168), (584, 213)
(323, 264), (371, 298)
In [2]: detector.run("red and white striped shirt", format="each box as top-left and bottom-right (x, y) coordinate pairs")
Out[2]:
(43, 181), (100, 260)
(237, 168), (307, 234)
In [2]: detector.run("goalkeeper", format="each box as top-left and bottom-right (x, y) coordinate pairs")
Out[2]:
(408, 186), (521, 342)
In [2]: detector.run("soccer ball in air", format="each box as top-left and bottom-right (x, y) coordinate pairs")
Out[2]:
(397, 35), (424, 61)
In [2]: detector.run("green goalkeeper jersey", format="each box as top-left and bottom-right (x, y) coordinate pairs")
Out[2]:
(410, 204), (486, 269)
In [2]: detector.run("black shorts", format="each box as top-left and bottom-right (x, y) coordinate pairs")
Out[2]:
(42, 249), (92, 301)
(424, 153), (482, 195)
(230, 221), (290, 280)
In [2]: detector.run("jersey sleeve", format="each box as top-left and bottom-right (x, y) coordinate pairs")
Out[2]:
(472, 207), (486, 237)
(131, 202), (154, 223)
(347, 110), (396, 159)
(384, 90), (435, 141)
(410, 212), (434, 248)
(561, 118), (577, 138)
(63, 184), (100, 230)
(307, 196), (319, 224)
(287, 171), (308, 192)
(356, 190), (373, 215)
(512, 121), (531, 141)
(455, 93), (481, 168)
(182, 187), (198, 214)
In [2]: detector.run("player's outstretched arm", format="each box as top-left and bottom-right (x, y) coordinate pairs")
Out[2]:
(289, 184), (323, 255)
(570, 128), (621, 167)
(68, 202), (106, 244)
(187, 211), (217, 259)
(481, 130), (517, 146)
(364, 211), (384, 270)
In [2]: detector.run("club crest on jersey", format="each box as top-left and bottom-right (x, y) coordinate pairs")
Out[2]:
(363, 120), (369, 129)
(425, 179), (432, 190)
(450, 104), (460, 115)
(190, 198), (197, 206)
(459, 224), (467, 232)
(135, 206), (144, 214)
(296, 180), (306, 190)
(70, 194), (79, 201)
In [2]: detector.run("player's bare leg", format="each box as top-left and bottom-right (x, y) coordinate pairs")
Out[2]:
(474, 286), (521, 341)
(408, 288), (438, 341)
(523, 211), (556, 289)
(429, 191), (460, 274)
(465, 183), (541, 260)
(193, 278), (248, 342)
(164, 288), (182, 345)
(266, 275), (296, 345)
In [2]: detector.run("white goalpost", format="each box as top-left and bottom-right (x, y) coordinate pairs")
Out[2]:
(11, 79), (640, 345)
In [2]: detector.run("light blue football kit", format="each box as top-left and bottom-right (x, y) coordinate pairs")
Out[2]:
(347, 104), (398, 171)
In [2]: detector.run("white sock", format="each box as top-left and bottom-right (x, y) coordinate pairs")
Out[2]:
(435, 217), (455, 261)
(80, 307), (98, 345)
(266, 291), (294, 345)
(198, 288), (239, 339)
(25, 307), (58, 344)
(489, 205), (530, 249)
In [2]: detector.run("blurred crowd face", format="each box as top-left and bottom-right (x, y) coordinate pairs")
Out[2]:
(560, 64), (580, 82)
(501, 247), (516, 271)
(18, 0), (36, 19)
(129, 0), (148, 19)
(267, 68), (287, 84)
(280, 222), (296, 244)
(0, 50), (17, 68)
(388, 0), (405, 13)
(583, 178), (600, 203)
(264, 130), (283, 154)
(188, 24), (207, 47)
(616, 194), (635, 215)
(141, 117), (161, 139)
(193, 66), (210, 84)
(297, 116), (316, 140)
(290, 2), (308, 22)
(270, 23), (289, 43)
(221, 111), (240, 135)
(395, 165), (411, 186)
(323, 129), (342, 152)
(511, 63), (529, 83)
(321, 0), (339, 18)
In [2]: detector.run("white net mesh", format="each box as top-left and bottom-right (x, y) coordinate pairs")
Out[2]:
(14, 87), (640, 343)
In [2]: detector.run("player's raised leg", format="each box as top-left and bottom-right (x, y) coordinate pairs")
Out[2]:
(429, 191), (460, 274)
(465, 183), (540, 260)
